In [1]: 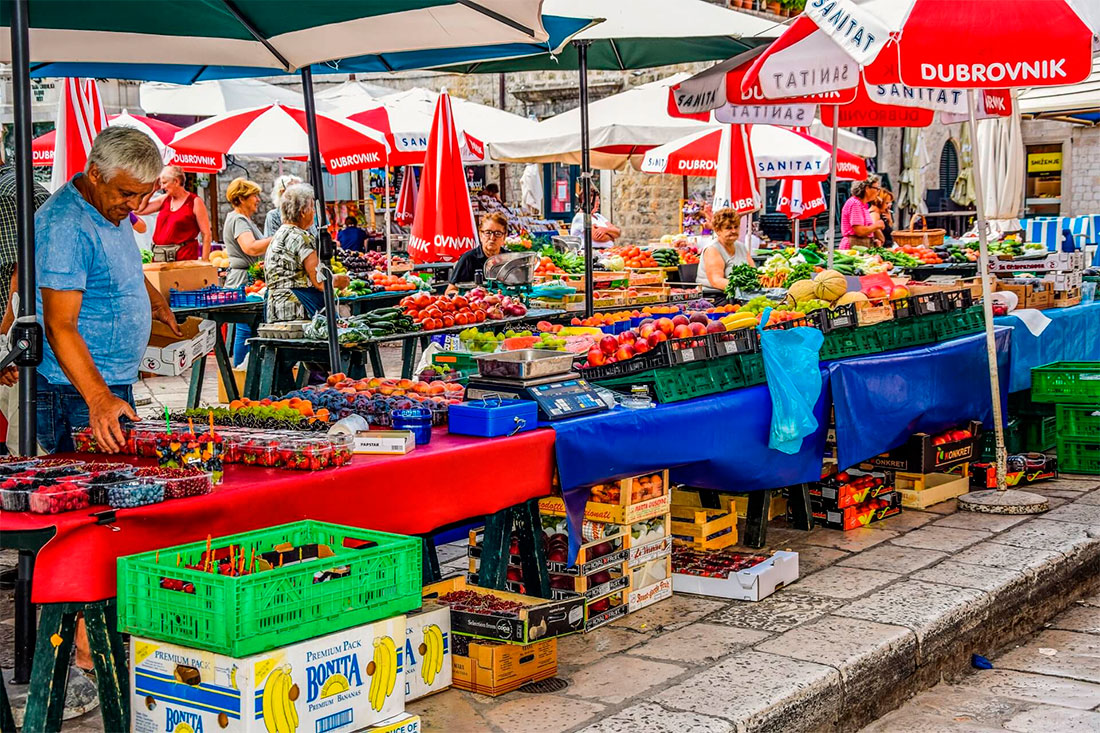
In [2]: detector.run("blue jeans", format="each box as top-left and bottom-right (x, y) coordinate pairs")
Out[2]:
(36, 376), (134, 454)
(232, 324), (253, 367)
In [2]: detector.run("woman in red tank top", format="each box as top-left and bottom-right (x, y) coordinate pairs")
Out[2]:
(143, 165), (212, 260)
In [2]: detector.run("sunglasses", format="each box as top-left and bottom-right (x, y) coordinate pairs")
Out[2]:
(481, 230), (507, 239)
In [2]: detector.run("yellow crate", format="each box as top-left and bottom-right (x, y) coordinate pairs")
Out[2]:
(670, 506), (739, 551)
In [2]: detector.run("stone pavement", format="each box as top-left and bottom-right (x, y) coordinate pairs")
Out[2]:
(31, 473), (1099, 732)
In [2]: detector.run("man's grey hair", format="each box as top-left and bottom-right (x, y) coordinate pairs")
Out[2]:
(85, 127), (162, 184)
(280, 183), (315, 226)
(271, 174), (303, 207)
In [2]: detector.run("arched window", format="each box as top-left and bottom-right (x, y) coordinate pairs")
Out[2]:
(939, 141), (959, 192)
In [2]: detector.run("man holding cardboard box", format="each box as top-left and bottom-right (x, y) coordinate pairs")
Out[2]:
(32, 127), (181, 454)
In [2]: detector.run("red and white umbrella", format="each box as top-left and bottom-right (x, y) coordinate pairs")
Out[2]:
(169, 104), (388, 174)
(711, 125), (759, 215)
(346, 102), (484, 166)
(33, 112), (225, 172)
(50, 78), (108, 189)
(408, 91), (479, 263)
(394, 167), (418, 226)
(777, 178), (827, 221)
(640, 124), (866, 181)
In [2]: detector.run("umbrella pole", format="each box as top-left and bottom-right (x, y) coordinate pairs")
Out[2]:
(301, 66), (342, 375)
(826, 108), (839, 269)
(957, 90), (1046, 515)
(575, 39), (595, 318)
(384, 164), (392, 275)
(794, 219), (800, 246)
(10, 0), (43, 686)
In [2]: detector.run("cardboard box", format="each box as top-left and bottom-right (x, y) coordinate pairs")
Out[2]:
(538, 492), (671, 525)
(141, 317), (216, 376)
(811, 468), (894, 509)
(404, 605), (451, 703)
(1051, 287), (1082, 308)
(626, 515), (672, 567)
(451, 637), (557, 696)
(130, 617), (405, 733)
(995, 280), (1054, 309)
(628, 556), (673, 612)
(810, 492), (901, 530)
(895, 472), (969, 509)
(423, 576), (584, 644)
(866, 421), (982, 473)
(672, 550), (799, 602)
(354, 431), (416, 455)
(144, 260), (220, 300)
(369, 714), (421, 733)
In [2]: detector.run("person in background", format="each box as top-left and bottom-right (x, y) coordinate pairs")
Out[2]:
(265, 184), (349, 322)
(570, 189), (621, 245)
(223, 178), (272, 366)
(140, 165), (212, 260)
(0, 148), (49, 321)
(869, 188), (894, 246)
(696, 207), (753, 301)
(840, 177), (884, 250)
(446, 212), (507, 296)
(483, 182), (501, 202)
(264, 174), (303, 237)
(337, 215), (367, 252)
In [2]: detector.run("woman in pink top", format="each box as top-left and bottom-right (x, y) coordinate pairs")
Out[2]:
(840, 177), (884, 249)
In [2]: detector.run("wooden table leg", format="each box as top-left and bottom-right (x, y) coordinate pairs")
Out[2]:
(366, 344), (384, 378)
(512, 499), (550, 599)
(743, 490), (772, 549)
(400, 338), (418, 380)
(186, 354), (207, 409)
(258, 345), (278, 399)
(478, 508), (512, 591)
(1, 675), (16, 733)
(212, 330), (239, 403)
(421, 535), (442, 585)
(787, 484), (815, 531)
(242, 343), (263, 401)
(83, 601), (128, 732)
(22, 604), (76, 733)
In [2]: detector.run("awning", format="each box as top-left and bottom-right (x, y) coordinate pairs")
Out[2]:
(1019, 56), (1100, 126)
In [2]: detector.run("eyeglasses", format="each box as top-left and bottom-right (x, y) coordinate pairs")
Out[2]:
(480, 230), (507, 239)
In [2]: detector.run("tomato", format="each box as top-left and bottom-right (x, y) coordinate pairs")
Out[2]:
(452, 295), (468, 309)
(442, 315), (455, 328)
(475, 310), (487, 323)
(455, 313), (469, 326)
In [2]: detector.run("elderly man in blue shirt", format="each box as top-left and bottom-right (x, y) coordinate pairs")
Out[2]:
(34, 126), (181, 454)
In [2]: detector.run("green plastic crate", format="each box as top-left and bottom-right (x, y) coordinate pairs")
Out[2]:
(1056, 404), (1100, 440)
(738, 352), (768, 387)
(981, 418), (1021, 461)
(600, 360), (721, 403)
(1057, 437), (1100, 475)
(877, 317), (938, 352)
(931, 305), (985, 342)
(117, 521), (421, 656)
(1008, 390), (1056, 418)
(1021, 414), (1058, 452)
(1031, 362), (1100, 404)
(709, 357), (744, 392)
(819, 328), (879, 360)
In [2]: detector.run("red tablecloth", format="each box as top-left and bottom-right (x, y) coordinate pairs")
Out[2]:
(1, 429), (556, 603)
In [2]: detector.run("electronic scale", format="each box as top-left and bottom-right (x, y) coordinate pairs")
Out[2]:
(468, 350), (608, 421)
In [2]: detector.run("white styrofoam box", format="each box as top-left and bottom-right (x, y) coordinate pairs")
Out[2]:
(672, 551), (799, 602)
(141, 318), (216, 376)
(404, 605), (452, 702)
(130, 616), (405, 733)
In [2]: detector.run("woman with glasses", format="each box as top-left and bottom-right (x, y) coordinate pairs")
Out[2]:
(840, 176), (885, 250)
(446, 212), (509, 295)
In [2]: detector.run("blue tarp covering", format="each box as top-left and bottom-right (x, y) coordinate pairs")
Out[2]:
(995, 301), (1100, 392)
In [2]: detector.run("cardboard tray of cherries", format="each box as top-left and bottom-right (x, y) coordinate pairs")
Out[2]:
(671, 547), (800, 602)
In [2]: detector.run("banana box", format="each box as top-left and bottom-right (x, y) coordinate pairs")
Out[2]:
(404, 604), (452, 702)
(130, 617), (405, 733)
(369, 713), (422, 732)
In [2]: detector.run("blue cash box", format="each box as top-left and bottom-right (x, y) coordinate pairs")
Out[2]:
(447, 398), (538, 438)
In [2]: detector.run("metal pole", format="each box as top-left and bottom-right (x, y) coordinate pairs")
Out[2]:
(966, 89), (1007, 492)
(794, 219), (800, 246)
(11, 0), (43, 685)
(384, 165), (392, 274)
(301, 66), (342, 374)
(575, 40), (595, 318)
(826, 107), (839, 268)
(498, 73), (508, 198)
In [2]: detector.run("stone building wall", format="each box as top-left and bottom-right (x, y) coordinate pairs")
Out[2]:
(1067, 126), (1100, 215)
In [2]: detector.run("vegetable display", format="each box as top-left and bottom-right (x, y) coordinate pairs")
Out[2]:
(725, 265), (762, 296)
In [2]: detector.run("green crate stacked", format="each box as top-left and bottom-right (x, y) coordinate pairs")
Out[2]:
(1007, 390), (1059, 452)
(980, 417), (1021, 461)
(600, 360), (722, 404)
(1032, 362), (1100, 475)
(819, 327), (880, 360)
(118, 520), (422, 656)
(929, 305), (985, 342)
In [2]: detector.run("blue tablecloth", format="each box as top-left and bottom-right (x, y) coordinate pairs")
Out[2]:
(994, 301), (1100, 392)
(829, 328), (1011, 469)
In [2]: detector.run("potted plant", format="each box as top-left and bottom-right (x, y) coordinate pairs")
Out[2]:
(766, 1), (783, 14)
(781, 0), (806, 14)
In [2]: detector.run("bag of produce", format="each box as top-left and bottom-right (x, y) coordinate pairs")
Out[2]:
(757, 308), (824, 455)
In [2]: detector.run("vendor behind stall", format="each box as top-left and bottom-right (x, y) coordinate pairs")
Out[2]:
(34, 126), (181, 453)
(265, 183), (349, 322)
(696, 207), (754, 298)
(570, 188), (620, 245)
(445, 212), (508, 295)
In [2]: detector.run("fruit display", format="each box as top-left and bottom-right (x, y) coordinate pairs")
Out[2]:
(871, 247), (923, 269)
(105, 479), (166, 509)
(134, 467), (213, 499)
(606, 245), (658, 269)
(534, 247), (585, 275)
(534, 256), (566, 277)
(651, 249), (682, 268)
(281, 375), (462, 426)
(338, 270), (427, 297)
(400, 290), (527, 330)
(302, 308), (419, 345)
(436, 589), (524, 616)
(187, 398), (330, 430)
(1, 476), (89, 513)
(671, 546), (770, 577)
(589, 472), (666, 504)
(930, 426), (973, 445)
(245, 279), (266, 297)
(892, 244), (943, 265)
(208, 249), (230, 269)
(335, 249), (410, 277)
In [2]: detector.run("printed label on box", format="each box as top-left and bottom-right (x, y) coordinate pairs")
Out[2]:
(404, 605), (451, 703)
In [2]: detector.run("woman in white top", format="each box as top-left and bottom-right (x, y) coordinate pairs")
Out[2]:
(570, 190), (621, 245)
(696, 207), (754, 297)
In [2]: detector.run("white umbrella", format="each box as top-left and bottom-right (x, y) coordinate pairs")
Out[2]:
(139, 78), (305, 116)
(951, 121), (975, 207)
(898, 127), (930, 221)
(976, 99), (1025, 221)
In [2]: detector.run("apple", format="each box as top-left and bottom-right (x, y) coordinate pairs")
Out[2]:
(673, 324), (693, 339)
(618, 330), (637, 344)
(639, 318), (655, 327)
(649, 331), (668, 346)
(633, 338), (651, 354)
(672, 314), (690, 327)
(589, 570), (612, 586)
(656, 317), (675, 335)
(586, 348), (607, 366)
(615, 345), (635, 362)
(865, 285), (888, 299)
(689, 322), (707, 336)
(600, 335), (619, 355)
(890, 285), (910, 300)
(706, 321), (726, 334)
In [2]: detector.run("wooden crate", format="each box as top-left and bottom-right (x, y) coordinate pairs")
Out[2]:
(894, 468), (970, 509)
(670, 506), (738, 550)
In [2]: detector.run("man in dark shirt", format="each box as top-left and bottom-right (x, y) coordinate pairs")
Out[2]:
(446, 211), (507, 295)
(337, 215), (368, 252)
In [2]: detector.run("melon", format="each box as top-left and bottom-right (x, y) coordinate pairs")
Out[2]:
(813, 269), (849, 302)
(835, 291), (869, 306)
(786, 279), (817, 305)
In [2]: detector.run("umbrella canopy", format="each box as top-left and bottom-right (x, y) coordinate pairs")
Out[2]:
(778, 178), (827, 221)
(139, 78), (304, 116)
(639, 125), (867, 181)
(408, 92), (479, 264)
(436, 0), (777, 73)
(1018, 56), (1100, 126)
(169, 104), (388, 174)
(348, 102), (483, 166)
(951, 121), (975, 207)
(897, 127), (930, 218)
(976, 105), (1025, 219)
(712, 125), (759, 215)
(50, 77), (107, 189)
(3, 1), (549, 73)
(394, 168), (418, 226)
(32, 112), (225, 173)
